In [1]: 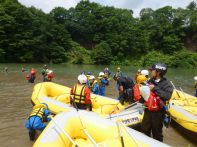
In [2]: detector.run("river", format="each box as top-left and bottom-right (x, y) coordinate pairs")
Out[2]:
(0, 63), (196, 147)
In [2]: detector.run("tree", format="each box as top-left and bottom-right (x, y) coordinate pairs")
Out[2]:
(92, 41), (112, 64)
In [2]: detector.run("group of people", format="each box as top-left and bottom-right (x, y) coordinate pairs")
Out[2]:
(69, 63), (173, 142)
(25, 63), (196, 142)
(26, 65), (54, 83)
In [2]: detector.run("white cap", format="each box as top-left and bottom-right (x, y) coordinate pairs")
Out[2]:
(141, 70), (149, 76)
(194, 76), (197, 81)
(78, 74), (87, 84)
(99, 72), (104, 77)
(89, 75), (95, 80)
(139, 86), (150, 101)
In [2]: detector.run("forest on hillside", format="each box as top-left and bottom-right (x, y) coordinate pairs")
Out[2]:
(0, 0), (197, 67)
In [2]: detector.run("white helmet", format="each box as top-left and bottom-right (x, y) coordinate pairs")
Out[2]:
(194, 76), (197, 81)
(48, 70), (53, 74)
(141, 70), (149, 76)
(99, 72), (104, 77)
(78, 74), (87, 84)
(89, 75), (95, 80)
(139, 86), (150, 101)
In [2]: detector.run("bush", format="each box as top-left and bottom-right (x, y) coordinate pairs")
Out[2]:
(92, 41), (112, 64)
(67, 42), (92, 64)
(136, 50), (197, 68)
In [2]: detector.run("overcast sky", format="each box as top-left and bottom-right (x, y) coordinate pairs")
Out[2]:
(18, 0), (196, 17)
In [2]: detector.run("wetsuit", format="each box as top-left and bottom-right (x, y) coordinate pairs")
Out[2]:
(141, 77), (173, 141)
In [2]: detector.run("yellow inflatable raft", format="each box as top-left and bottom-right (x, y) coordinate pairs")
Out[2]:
(169, 90), (197, 132)
(31, 82), (143, 127)
(33, 111), (169, 147)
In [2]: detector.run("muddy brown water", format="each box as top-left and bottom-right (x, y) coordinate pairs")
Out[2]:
(0, 64), (196, 147)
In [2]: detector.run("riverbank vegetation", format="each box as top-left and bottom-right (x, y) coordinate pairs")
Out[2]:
(0, 0), (196, 67)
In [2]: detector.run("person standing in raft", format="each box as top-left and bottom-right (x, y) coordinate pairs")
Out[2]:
(26, 68), (36, 83)
(25, 103), (51, 141)
(141, 63), (173, 142)
(70, 74), (92, 111)
(194, 76), (197, 97)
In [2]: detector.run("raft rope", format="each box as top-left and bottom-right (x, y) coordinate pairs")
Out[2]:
(119, 122), (140, 147)
(116, 122), (125, 147)
(170, 81), (181, 99)
(72, 100), (99, 147)
(50, 116), (79, 147)
(170, 81), (195, 107)
(35, 82), (44, 104)
(179, 87), (190, 105)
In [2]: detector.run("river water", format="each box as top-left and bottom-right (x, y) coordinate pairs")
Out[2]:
(0, 63), (196, 147)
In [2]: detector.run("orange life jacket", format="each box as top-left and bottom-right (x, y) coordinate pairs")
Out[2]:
(133, 84), (141, 102)
(26, 74), (30, 80)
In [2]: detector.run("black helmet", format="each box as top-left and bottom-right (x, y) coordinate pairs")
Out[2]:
(149, 63), (167, 75)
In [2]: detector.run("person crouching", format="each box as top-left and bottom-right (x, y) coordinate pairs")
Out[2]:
(25, 103), (51, 141)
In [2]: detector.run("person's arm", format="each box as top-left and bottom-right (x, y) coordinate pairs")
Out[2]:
(93, 83), (99, 93)
(152, 81), (173, 101)
(84, 87), (91, 111)
(44, 109), (51, 122)
(101, 78), (109, 86)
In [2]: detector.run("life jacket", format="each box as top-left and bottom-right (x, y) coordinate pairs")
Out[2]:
(47, 70), (54, 80)
(26, 74), (30, 81)
(133, 84), (141, 102)
(89, 80), (98, 92)
(47, 73), (54, 80)
(73, 84), (86, 104)
(145, 92), (160, 111)
(31, 69), (36, 75)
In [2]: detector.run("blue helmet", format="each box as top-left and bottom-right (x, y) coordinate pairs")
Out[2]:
(86, 71), (91, 75)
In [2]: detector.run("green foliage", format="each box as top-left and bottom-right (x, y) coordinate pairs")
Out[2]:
(136, 50), (197, 68)
(0, 0), (196, 68)
(92, 41), (112, 64)
(67, 42), (92, 64)
(0, 0), (72, 63)
(170, 50), (197, 68)
(136, 51), (173, 67)
(0, 48), (5, 62)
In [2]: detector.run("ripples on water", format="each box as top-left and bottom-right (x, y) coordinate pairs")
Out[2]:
(0, 64), (196, 147)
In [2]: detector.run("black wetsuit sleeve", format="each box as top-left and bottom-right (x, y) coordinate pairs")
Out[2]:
(152, 80), (173, 101)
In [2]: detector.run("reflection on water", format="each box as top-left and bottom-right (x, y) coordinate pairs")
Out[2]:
(0, 64), (196, 147)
